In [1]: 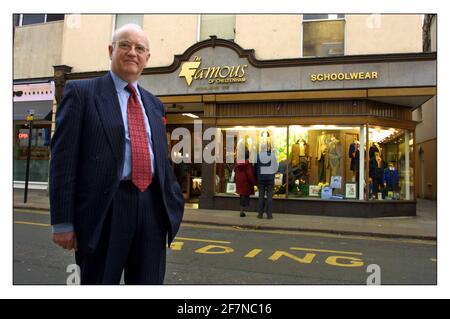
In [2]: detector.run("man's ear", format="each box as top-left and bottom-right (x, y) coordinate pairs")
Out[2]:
(108, 45), (114, 60)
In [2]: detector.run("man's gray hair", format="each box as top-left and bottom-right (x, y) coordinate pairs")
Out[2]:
(112, 23), (149, 49)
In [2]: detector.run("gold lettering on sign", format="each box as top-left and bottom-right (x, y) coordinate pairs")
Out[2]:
(179, 57), (248, 86)
(310, 71), (379, 82)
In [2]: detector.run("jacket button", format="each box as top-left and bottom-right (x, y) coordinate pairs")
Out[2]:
(103, 190), (109, 195)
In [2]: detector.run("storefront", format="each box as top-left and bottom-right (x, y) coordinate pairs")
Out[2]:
(58, 37), (436, 216)
(13, 82), (55, 189)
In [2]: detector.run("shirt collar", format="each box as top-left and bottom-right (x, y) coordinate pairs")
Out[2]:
(109, 71), (140, 97)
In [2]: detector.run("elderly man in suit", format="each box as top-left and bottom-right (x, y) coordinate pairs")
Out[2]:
(50, 24), (184, 284)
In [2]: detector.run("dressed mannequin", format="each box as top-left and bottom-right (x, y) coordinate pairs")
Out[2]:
(369, 142), (381, 160)
(349, 140), (360, 182)
(383, 161), (400, 196)
(316, 131), (328, 183)
(299, 139), (309, 157)
(291, 140), (300, 167)
(326, 135), (342, 177)
(369, 151), (386, 199)
(290, 139), (310, 184)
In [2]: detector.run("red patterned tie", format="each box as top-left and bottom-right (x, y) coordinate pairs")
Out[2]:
(126, 84), (152, 192)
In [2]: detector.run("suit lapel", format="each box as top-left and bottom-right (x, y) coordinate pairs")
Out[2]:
(139, 87), (166, 186)
(94, 73), (125, 172)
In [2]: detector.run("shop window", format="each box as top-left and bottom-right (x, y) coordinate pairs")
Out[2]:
(199, 15), (235, 41)
(115, 14), (144, 29)
(302, 15), (345, 57)
(214, 124), (413, 202)
(13, 124), (51, 182)
(368, 127), (414, 201)
(287, 125), (362, 200)
(215, 126), (287, 198)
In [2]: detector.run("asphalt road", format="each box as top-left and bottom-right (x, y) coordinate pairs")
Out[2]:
(13, 209), (437, 285)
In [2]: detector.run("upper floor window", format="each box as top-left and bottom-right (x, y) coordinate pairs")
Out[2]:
(199, 15), (235, 41)
(115, 14), (144, 30)
(302, 14), (345, 57)
(14, 14), (64, 26)
(303, 14), (345, 21)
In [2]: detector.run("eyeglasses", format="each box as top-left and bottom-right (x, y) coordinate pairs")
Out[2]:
(113, 41), (149, 55)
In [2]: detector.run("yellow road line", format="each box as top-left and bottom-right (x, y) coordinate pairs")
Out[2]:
(290, 247), (363, 256)
(14, 221), (50, 227)
(244, 249), (263, 258)
(175, 236), (231, 244)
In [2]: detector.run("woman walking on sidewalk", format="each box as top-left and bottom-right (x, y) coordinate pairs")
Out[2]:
(234, 149), (257, 217)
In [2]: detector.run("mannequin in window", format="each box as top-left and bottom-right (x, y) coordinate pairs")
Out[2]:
(291, 139), (309, 166)
(316, 131), (328, 183)
(326, 135), (342, 177)
(369, 151), (386, 199)
(369, 142), (381, 160)
(383, 161), (400, 196)
(349, 140), (360, 182)
(291, 138), (310, 183)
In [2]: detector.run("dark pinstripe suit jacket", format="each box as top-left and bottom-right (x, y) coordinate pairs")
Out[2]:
(50, 73), (184, 253)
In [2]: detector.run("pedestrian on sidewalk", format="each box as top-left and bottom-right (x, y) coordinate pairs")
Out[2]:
(255, 142), (278, 219)
(234, 148), (257, 217)
(49, 24), (184, 285)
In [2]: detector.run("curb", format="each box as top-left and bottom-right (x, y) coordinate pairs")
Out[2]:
(14, 204), (50, 212)
(14, 204), (437, 242)
(181, 220), (437, 242)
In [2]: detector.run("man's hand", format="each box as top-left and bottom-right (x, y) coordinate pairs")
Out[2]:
(53, 231), (78, 251)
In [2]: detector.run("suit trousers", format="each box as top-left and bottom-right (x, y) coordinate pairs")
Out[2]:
(75, 179), (168, 284)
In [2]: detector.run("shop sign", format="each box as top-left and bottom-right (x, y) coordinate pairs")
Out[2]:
(18, 133), (29, 140)
(311, 71), (378, 82)
(179, 56), (248, 86)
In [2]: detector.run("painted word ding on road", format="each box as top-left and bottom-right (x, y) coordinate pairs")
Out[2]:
(170, 237), (365, 268)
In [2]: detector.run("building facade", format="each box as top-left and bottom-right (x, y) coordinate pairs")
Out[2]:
(412, 14), (437, 200)
(13, 14), (436, 215)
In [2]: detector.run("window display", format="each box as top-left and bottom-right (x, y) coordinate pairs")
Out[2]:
(216, 127), (287, 198)
(368, 127), (414, 200)
(214, 125), (414, 202)
(288, 125), (360, 200)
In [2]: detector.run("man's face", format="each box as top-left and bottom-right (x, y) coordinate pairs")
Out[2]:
(109, 29), (150, 82)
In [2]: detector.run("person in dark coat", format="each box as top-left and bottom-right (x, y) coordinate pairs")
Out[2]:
(234, 149), (256, 217)
(255, 143), (278, 219)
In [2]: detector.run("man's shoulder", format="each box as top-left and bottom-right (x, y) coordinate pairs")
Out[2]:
(66, 73), (109, 93)
(139, 86), (164, 110)
(139, 86), (161, 102)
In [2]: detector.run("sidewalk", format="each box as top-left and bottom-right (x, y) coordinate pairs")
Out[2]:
(13, 188), (437, 240)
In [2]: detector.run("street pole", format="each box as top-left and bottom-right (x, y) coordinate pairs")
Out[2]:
(24, 111), (34, 203)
